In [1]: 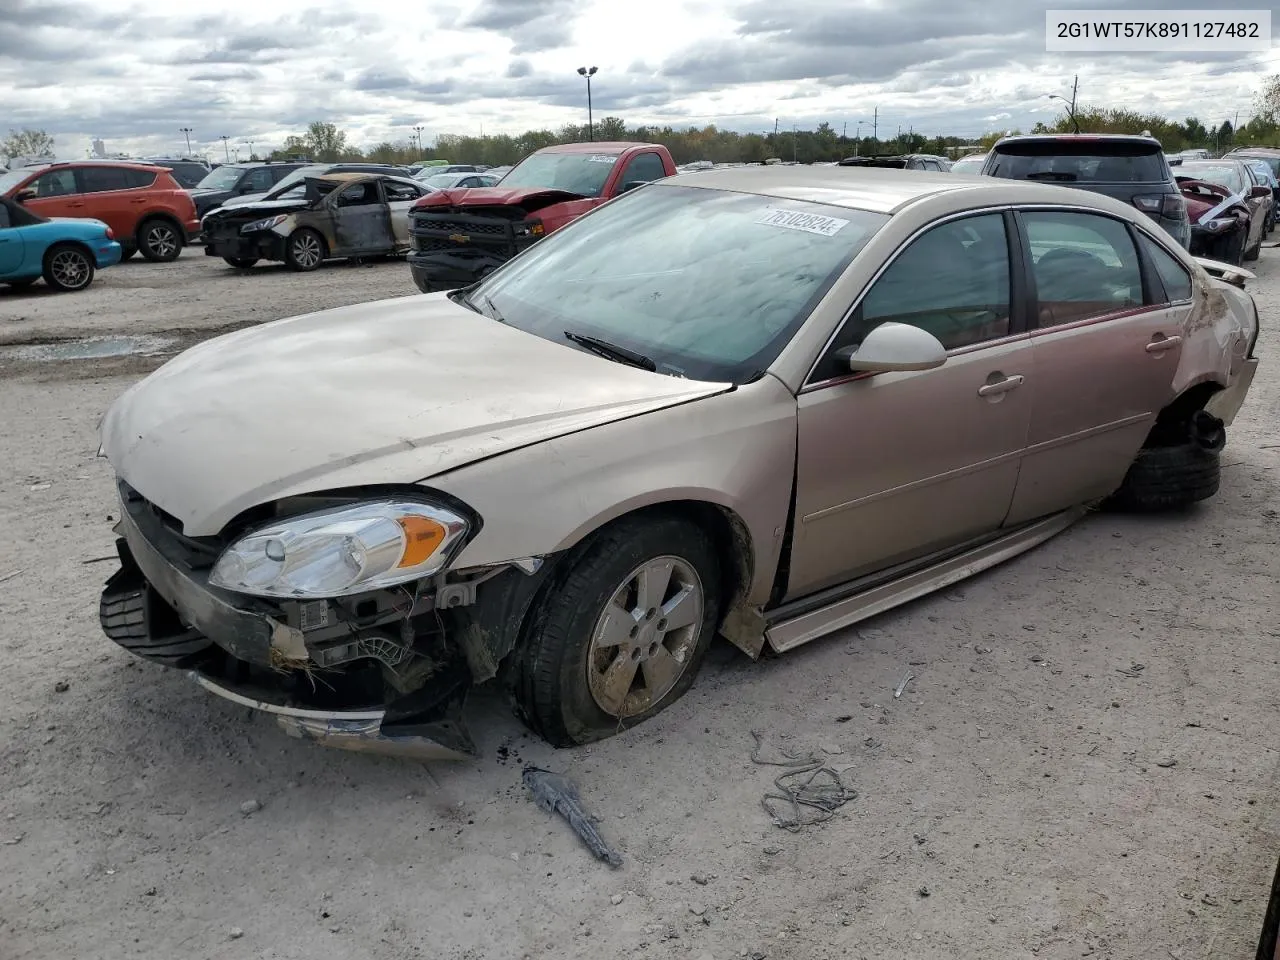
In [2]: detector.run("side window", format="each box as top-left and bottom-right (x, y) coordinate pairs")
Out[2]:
(810, 213), (1012, 383)
(270, 166), (296, 183)
(618, 153), (667, 188)
(79, 167), (133, 193)
(922, 160), (940, 171)
(30, 169), (77, 197)
(244, 168), (274, 191)
(1139, 234), (1193, 303)
(1023, 211), (1142, 328)
(125, 169), (157, 189)
(383, 181), (420, 202)
(337, 182), (379, 206)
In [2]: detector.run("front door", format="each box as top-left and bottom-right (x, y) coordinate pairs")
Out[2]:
(17, 167), (80, 222)
(1006, 210), (1186, 523)
(787, 211), (1035, 599)
(330, 181), (393, 254)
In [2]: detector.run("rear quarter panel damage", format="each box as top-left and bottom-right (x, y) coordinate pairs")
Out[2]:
(1171, 268), (1258, 397)
(424, 374), (799, 620)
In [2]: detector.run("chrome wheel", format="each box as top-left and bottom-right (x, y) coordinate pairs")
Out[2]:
(586, 555), (704, 718)
(50, 249), (91, 290)
(144, 224), (178, 260)
(291, 232), (322, 269)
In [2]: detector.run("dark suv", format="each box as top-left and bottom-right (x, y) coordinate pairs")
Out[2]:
(982, 135), (1190, 248)
(838, 154), (952, 171)
(187, 161), (309, 217)
(142, 157), (211, 189)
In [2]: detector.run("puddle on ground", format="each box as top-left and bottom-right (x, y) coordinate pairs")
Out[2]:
(0, 335), (177, 362)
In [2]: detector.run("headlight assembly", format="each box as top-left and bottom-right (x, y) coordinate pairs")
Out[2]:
(208, 500), (469, 599)
(240, 214), (288, 235)
(1201, 217), (1239, 234)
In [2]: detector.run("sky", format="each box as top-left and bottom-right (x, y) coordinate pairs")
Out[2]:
(1, 0), (1276, 160)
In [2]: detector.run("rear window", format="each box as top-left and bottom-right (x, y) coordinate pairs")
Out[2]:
(988, 141), (1168, 183)
(79, 167), (150, 193)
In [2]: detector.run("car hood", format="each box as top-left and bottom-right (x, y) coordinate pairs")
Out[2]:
(220, 192), (277, 209)
(100, 295), (731, 536)
(188, 188), (230, 199)
(203, 198), (311, 222)
(413, 186), (589, 211)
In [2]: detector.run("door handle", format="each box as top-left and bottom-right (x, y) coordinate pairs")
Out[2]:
(129, 199), (146, 204)
(977, 374), (1024, 397)
(1146, 335), (1182, 353)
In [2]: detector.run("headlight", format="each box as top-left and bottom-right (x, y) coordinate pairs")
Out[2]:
(1201, 217), (1238, 234)
(512, 219), (545, 238)
(208, 500), (469, 599)
(240, 214), (288, 235)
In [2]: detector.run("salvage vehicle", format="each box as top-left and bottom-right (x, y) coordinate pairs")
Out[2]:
(2, 161), (198, 262)
(187, 161), (309, 218)
(200, 173), (433, 271)
(217, 163), (416, 212)
(406, 141), (677, 292)
(1243, 161), (1279, 233)
(0, 195), (121, 292)
(1178, 174), (1252, 265)
(838, 154), (952, 171)
(416, 172), (500, 190)
(983, 134), (1192, 249)
(96, 168), (1259, 760)
(1175, 158), (1272, 262)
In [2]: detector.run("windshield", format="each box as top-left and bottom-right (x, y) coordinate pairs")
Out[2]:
(988, 142), (1167, 182)
(951, 156), (985, 174)
(425, 174), (465, 188)
(0, 170), (30, 193)
(467, 184), (888, 383)
(1180, 163), (1245, 194)
(196, 166), (247, 190)
(497, 151), (620, 197)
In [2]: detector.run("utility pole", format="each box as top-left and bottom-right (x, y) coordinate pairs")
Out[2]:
(873, 107), (878, 143)
(246, 140), (254, 160)
(842, 121), (847, 139)
(179, 127), (193, 155)
(576, 66), (598, 141)
(219, 135), (230, 162)
(412, 125), (424, 154)
(793, 125), (798, 163)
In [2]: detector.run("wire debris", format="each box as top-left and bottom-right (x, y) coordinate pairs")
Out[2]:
(749, 730), (858, 832)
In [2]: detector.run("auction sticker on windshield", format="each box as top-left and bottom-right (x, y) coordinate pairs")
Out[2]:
(587, 155), (617, 163)
(756, 208), (850, 237)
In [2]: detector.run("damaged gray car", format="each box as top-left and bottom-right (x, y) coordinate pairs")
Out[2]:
(97, 168), (1259, 760)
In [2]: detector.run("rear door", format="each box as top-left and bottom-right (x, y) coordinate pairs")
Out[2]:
(75, 166), (145, 237)
(381, 179), (427, 246)
(1005, 209), (1185, 524)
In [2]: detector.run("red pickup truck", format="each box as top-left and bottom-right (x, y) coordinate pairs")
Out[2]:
(406, 141), (677, 292)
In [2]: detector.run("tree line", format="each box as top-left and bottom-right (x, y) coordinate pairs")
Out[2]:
(7, 75), (1280, 166)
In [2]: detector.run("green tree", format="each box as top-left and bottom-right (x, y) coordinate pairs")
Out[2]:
(306, 121), (348, 161)
(2, 128), (55, 159)
(596, 116), (627, 140)
(1255, 75), (1280, 122)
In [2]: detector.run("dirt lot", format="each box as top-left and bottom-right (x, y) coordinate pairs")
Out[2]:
(1, 248), (1278, 960)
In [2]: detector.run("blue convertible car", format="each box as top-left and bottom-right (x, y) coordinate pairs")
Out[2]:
(0, 196), (121, 292)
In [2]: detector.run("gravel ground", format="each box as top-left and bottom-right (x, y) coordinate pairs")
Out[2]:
(1, 247), (1278, 960)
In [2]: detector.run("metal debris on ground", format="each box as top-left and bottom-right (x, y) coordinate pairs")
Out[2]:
(894, 673), (914, 698)
(522, 766), (623, 867)
(749, 730), (858, 833)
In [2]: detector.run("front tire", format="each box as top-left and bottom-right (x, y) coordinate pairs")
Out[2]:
(285, 229), (325, 271)
(137, 219), (183, 262)
(513, 514), (721, 747)
(1107, 410), (1224, 512)
(42, 244), (95, 292)
(223, 256), (259, 269)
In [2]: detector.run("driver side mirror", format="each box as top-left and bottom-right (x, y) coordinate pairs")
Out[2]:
(14, 189), (35, 204)
(1251, 185), (1272, 200)
(840, 322), (947, 373)
(619, 180), (647, 194)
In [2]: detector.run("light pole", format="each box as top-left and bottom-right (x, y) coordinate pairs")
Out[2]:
(180, 127), (194, 155)
(413, 125), (424, 154)
(219, 135), (230, 162)
(245, 140), (255, 160)
(855, 119), (872, 156)
(576, 66), (598, 141)
(1047, 74), (1080, 133)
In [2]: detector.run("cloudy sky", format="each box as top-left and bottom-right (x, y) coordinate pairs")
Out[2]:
(2, 0), (1276, 160)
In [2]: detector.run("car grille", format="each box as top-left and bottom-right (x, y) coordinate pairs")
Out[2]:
(419, 218), (507, 236)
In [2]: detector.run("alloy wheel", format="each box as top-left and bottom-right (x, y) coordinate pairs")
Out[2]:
(50, 249), (91, 290)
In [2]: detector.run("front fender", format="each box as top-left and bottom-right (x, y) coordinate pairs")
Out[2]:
(425, 375), (798, 607)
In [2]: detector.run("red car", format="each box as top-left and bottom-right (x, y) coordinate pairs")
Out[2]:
(0, 161), (200, 262)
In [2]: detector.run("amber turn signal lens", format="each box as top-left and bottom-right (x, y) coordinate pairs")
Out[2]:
(396, 515), (447, 567)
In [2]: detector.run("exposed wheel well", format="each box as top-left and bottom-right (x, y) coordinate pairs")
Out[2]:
(1147, 382), (1223, 447)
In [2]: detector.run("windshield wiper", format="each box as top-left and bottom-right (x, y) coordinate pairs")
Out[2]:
(1024, 171), (1079, 181)
(563, 330), (657, 371)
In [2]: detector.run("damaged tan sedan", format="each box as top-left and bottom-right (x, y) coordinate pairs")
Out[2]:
(97, 168), (1260, 759)
(200, 172), (431, 271)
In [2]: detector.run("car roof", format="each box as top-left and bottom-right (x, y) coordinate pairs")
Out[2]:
(662, 165), (1123, 215)
(34, 160), (169, 173)
(995, 133), (1162, 147)
(539, 142), (646, 155)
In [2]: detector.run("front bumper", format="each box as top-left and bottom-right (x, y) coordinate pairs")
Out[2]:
(204, 232), (286, 262)
(98, 484), (480, 759)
